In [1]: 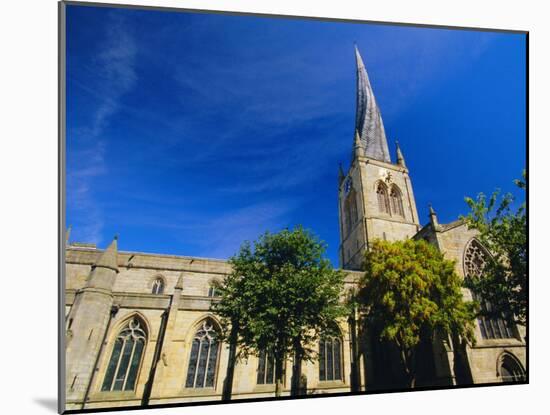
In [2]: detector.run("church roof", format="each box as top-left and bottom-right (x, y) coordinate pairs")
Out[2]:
(354, 46), (391, 163)
(414, 218), (466, 239)
(439, 218), (466, 232)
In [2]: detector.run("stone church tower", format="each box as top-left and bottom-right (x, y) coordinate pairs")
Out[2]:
(339, 46), (421, 270)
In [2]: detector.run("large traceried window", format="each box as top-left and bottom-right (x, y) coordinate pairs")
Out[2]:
(257, 350), (276, 385)
(101, 317), (147, 392)
(376, 182), (390, 215)
(151, 278), (164, 295)
(185, 319), (220, 388)
(464, 239), (515, 339)
(389, 185), (405, 217)
(319, 336), (343, 381)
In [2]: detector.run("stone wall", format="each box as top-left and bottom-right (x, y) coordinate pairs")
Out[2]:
(420, 221), (527, 385)
(65, 246), (363, 410)
(65, 228), (526, 411)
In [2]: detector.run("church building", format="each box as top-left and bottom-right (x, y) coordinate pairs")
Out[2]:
(64, 47), (526, 411)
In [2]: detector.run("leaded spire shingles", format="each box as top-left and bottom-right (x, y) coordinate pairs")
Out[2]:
(354, 46), (391, 163)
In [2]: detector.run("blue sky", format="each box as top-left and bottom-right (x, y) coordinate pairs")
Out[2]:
(66, 5), (526, 266)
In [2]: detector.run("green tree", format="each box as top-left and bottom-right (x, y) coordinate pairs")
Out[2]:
(462, 170), (527, 326)
(358, 239), (476, 388)
(212, 227), (347, 398)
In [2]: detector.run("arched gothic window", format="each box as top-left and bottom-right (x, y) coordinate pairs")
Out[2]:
(344, 201), (352, 234)
(101, 317), (147, 392)
(499, 354), (526, 382)
(185, 319), (220, 388)
(389, 185), (405, 217)
(151, 278), (164, 295)
(319, 336), (343, 381)
(207, 285), (219, 297)
(350, 193), (358, 225)
(376, 182), (390, 215)
(464, 239), (515, 339)
(344, 192), (358, 234)
(257, 350), (276, 384)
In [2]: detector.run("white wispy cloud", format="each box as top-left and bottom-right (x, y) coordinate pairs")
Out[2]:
(200, 201), (298, 258)
(165, 46), (350, 195)
(67, 13), (137, 245)
(104, 199), (298, 259)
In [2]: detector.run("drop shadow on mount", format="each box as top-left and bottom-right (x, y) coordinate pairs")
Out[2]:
(34, 397), (58, 413)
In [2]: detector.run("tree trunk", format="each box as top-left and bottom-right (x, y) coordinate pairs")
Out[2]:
(348, 305), (361, 392)
(400, 347), (417, 389)
(290, 338), (303, 396)
(408, 374), (416, 388)
(222, 323), (238, 401)
(274, 354), (285, 397)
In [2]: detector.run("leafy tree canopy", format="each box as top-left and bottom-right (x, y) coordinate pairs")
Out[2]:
(212, 226), (347, 380)
(358, 239), (476, 386)
(462, 170), (526, 326)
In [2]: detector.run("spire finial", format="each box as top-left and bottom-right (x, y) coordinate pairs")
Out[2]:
(354, 44), (365, 69)
(354, 46), (391, 163)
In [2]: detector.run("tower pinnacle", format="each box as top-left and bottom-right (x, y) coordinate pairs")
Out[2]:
(354, 46), (391, 163)
(396, 140), (406, 168)
(92, 236), (119, 273)
(338, 163), (345, 185)
(429, 204), (439, 228)
(353, 129), (365, 161)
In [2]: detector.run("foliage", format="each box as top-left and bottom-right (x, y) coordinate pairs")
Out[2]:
(358, 239), (476, 387)
(462, 170), (527, 326)
(212, 226), (347, 396)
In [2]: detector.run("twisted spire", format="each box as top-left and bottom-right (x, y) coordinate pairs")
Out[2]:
(354, 46), (391, 163)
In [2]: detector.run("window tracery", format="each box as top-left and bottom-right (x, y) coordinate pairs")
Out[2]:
(464, 239), (514, 339)
(101, 317), (147, 392)
(185, 319), (220, 388)
(319, 336), (343, 381)
(152, 278), (164, 295)
(257, 350), (276, 384)
(376, 182), (390, 215)
(499, 354), (526, 382)
(389, 185), (404, 217)
(207, 285), (219, 297)
(344, 191), (358, 234)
